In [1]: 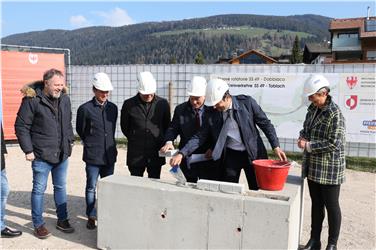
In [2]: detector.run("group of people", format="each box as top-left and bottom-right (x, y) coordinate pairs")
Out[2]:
(2, 68), (345, 250)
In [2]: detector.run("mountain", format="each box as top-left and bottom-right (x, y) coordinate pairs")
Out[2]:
(2, 14), (332, 64)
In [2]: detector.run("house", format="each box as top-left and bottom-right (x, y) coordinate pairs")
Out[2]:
(275, 53), (292, 64)
(303, 43), (332, 64)
(329, 16), (376, 63)
(227, 49), (277, 64)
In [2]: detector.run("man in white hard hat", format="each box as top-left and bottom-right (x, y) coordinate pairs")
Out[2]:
(298, 74), (345, 250)
(171, 78), (287, 190)
(76, 72), (118, 230)
(121, 71), (171, 179)
(160, 76), (219, 182)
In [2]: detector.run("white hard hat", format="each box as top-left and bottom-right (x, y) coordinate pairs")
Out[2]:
(92, 72), (113, 91)
(187, 76), (207, 96)
(304, 74), (330, 97)
(205, 78), (229, 106)
(138, 71), (156, 95)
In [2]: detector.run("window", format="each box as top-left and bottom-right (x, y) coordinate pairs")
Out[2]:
(365, 20), (376, 32)
(335, 51), (362, 61)
(337, 33), (358, 38)
(367, 51), (376, 60)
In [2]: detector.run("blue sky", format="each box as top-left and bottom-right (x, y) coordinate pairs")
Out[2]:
(1, 1), (375, 38)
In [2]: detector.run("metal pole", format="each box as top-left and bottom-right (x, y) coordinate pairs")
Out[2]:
(299, 164), (306, 246)
(1, 44), (70, 52)
(168, 81), (173, 112)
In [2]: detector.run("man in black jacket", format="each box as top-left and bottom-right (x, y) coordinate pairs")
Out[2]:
(171, 78), (287, 190)
(160, 76), (219, 182)
(121, 71), (170, 179)
(76, 72), (118, 230)
(15, 69), (75, 239)
(1, 124), (22, 237)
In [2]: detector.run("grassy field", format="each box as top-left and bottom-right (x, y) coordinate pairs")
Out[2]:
(152, 26), (314, 39)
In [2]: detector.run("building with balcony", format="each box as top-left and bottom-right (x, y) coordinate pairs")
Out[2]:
(330, 16), (376, 63)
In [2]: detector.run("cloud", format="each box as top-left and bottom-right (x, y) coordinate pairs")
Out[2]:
(95, 7), (134, 27)
(70, 15), (91, 28)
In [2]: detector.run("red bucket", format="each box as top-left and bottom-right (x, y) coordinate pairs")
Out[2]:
(252, 159), (291, 191)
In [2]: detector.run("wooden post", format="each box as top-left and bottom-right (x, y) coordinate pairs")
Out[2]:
(168, 81), (173, 112)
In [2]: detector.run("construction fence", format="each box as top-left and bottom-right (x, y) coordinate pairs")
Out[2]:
(69, 64), (376, 158)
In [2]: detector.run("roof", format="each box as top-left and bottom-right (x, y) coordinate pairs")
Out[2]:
(305, 43), (331, 54)
(329, 17), (376, 38)
(228, 49), (277, 64)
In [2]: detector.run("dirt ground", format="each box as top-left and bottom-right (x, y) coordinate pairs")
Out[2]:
(1, 144), (375, 249)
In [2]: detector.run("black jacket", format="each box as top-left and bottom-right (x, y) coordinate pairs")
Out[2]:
(164, 101), (212, 154)
(180, 95), (280, 163)
(121, 94), (170, 167)
(14, 82), (74, 164)
(76, 98), (118, 166)
(1, 125), (6, 170)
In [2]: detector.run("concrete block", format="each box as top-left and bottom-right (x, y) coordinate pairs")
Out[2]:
(98, 168), (303, 249)
(158, 149), (178, 157)
(197, 179), (245, 194)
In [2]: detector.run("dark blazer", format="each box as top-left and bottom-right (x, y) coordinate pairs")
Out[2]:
(15, 82), (74, 164)
(121, 94), (171, 167)
(164, 101), (212, 154)
(180, 95), (280, 163)
(1, 125), (7, 170)
(76, 98), (118, 166)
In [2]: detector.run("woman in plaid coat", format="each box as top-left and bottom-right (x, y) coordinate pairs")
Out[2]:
(298, 75), (346, 250)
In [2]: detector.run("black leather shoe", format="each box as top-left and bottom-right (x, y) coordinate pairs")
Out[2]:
(301, 239), (321, 250)
(1, 227), (22, 238)
(325, 244), (337, 250)
(86, 217), (96, 230)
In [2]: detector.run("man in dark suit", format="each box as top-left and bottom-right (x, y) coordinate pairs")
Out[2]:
(171, 78), (287, 190)
(121, 71), (171, 179)
(160, 76), (219, 183)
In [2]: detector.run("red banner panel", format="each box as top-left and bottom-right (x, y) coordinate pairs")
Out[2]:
(1, 51), (65, 140)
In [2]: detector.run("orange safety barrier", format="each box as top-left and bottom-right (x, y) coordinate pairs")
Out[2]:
(1, 51), (65, 140)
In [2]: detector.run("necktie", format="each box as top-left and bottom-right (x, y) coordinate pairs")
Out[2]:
(194, 109), (200, 130)
(212, 110), (232, 160)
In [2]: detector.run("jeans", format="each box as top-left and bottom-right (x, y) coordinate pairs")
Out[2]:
(31, 159), (68, 228)
(1, 169), (10, 230)
(308, 179), (342, 245)
(85, 164), (114, 218)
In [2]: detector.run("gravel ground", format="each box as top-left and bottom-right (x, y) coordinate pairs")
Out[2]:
(1, 144), (375, 249)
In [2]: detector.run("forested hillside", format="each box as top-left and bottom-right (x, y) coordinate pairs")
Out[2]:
(2, 14), (331, 64)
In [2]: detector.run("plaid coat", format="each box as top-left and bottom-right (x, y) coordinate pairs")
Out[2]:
(300, 96), (346, 185)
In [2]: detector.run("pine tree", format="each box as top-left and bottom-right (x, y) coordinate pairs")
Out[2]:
(290, 35), (302, 64)
(169, 56), (177, 64)
(194, 51), (205, 64)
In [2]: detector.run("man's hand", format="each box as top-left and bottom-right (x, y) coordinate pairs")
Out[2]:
(274, 147), (287, 161)
(25, 152), (35, 161)
(170, 153), (183, 166)
(297, 137), (307, 149)
(160, 142), (174, 153)
(204, 149), (212, 159)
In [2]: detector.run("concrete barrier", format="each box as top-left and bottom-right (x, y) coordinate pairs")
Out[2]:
(97, 168), (302, 249)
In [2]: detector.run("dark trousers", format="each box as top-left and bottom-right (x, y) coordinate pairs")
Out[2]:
(180, 159), (221, 183)
(128, 164), (162, 179)
(222, 148), (258, 190)
(308, 179), (341, 245)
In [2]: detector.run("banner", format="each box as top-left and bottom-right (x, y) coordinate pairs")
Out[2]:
(1, 51), (65, 140)
(210, 73), (375, 143)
